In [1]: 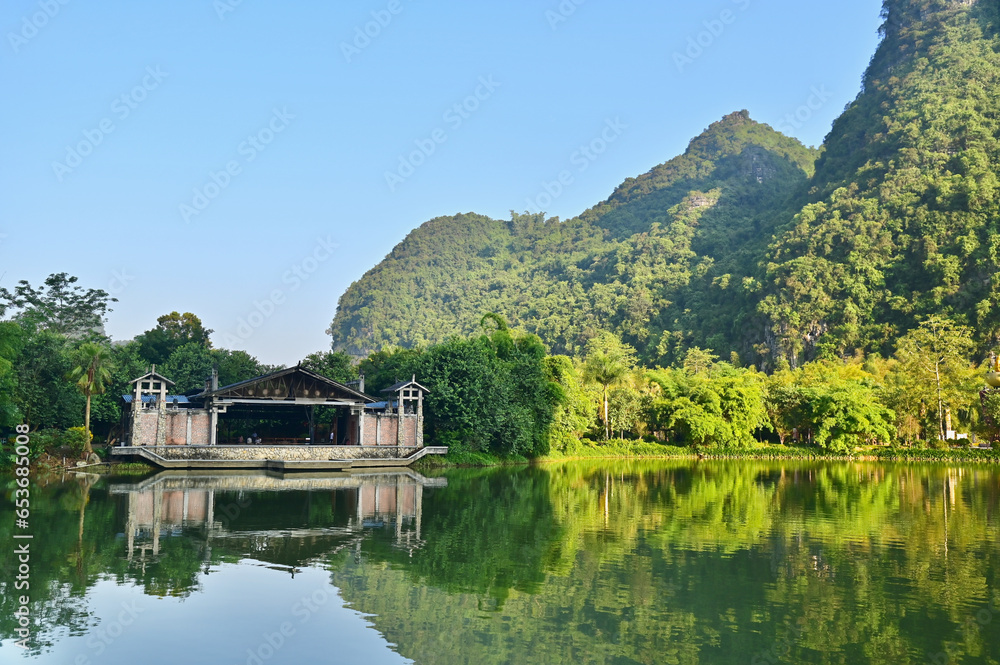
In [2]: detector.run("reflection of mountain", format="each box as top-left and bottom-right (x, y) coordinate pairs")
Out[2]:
(110, 470), (446, 569)
(3, 462), (999, 663)
(332, 462), (1000, 665)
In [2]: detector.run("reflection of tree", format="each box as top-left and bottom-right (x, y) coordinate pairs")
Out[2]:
(2, 463), (999, 663)
(346, 467), (560, 606)
(330, 461), (1000, 665)
(0, 475), (112, 655)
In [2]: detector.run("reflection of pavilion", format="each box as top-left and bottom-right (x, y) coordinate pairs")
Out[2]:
(112, 470), (446, 565)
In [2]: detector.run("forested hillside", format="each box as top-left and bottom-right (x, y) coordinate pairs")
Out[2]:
(330, 0), (1000, 369)
(763, 0), (1000, 362)
(329, 111), (818, 363)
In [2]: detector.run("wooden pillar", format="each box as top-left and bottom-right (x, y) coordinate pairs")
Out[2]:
(308, 405), (315, 444)
(396, 390), (403, 446)
(357, 408), (365, 447)
(209, 407), (219, 446)
(416, 390), (424, 448)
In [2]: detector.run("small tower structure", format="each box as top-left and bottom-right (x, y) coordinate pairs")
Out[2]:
(380, 376), (430, 447)
(128, 366), (175, 446)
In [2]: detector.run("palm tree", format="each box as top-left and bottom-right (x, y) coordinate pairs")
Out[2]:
(68, 342), (113, 456)
(583, 333), (636, 440)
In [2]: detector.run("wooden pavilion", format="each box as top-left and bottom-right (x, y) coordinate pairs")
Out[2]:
(116, 365), (442, 469)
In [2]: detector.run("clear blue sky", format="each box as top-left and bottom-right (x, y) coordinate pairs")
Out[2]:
(1, 0), (883, 365)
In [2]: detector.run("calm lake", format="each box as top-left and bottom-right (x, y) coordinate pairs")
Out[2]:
(2, 461), (999, 664)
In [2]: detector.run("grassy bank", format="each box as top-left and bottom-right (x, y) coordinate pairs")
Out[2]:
(413, 449), (531, 469)
(421, 440), (1000, 468)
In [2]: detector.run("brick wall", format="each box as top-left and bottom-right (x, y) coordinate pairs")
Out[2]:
(379, 417), (398, 446)
(401, 417), (417, 447)
(130, 409), (212, 446)
(190, 412), (211, 445)
(166, 412), (185, 445)
(362, 414), (378, 446)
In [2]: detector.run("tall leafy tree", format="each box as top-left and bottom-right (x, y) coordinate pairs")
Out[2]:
(300, 350), (356, 383)
(135, 312), (213, 365)
(0, 321), (24, 428)
(67, 343), (113, 455)
(160, 342), (215, 394)
(649, 357), (769, 448)
(894, 316), (977, 440)
(215, 349), (270, 387)
(583, 332), (637, 439)
(89, 341), (150, 440)
(12, 330), (82, 430)
(0, 273), (116, 338)
(766, 359), (895, 450)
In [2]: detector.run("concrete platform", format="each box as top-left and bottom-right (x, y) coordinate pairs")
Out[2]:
(112, 445), (449, 471)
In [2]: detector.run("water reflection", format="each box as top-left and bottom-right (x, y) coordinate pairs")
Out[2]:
(1, 461), (999, 664)
(114, 470), (443, 569)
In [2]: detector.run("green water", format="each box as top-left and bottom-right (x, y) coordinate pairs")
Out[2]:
(2, 461), (999, 664)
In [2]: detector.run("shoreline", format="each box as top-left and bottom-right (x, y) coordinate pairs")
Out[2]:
(15, 445), (999, 476)
(416, 443), (1000, 469)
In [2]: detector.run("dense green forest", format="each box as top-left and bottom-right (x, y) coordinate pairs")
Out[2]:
(328, 0), (1000, 372)
(329, 111), (819, 364)
(4, 270), (997, 463)
(0, 274), (296, 455)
